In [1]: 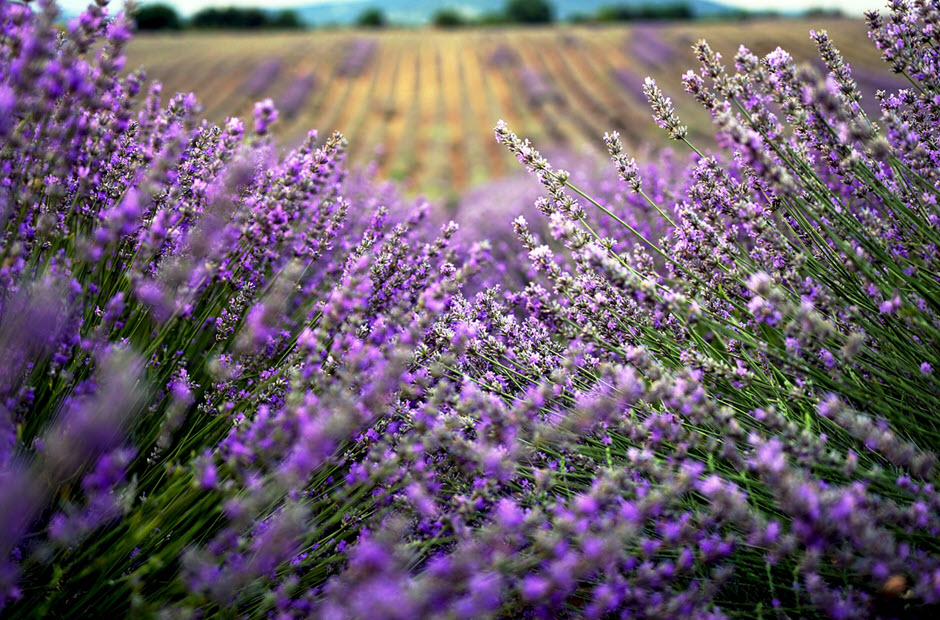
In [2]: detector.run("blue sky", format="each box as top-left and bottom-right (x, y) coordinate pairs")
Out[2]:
(57, 0), (887, 18)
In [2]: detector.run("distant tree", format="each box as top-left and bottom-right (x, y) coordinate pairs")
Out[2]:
(594, 3), (693, 22)
(191, 7), (267, 29)
(241, 8), (268, 28)
(270, 9), (304, 29)
(478, 11), (511, 25)
(595, 5), (632, 21)
(133, 3), (181, 30)
(356, 7), (387, 28)
(804, 8), (844, 18)
(432, 8), (465, 28)
(504, 0), (554, 24)
(191, 8), (219, 28)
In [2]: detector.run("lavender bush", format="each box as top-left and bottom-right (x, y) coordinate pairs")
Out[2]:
(628, 25), (677, 71)
(336, 38), (377, 78)
(242, 59), (282, 97)
(1, 1), (477, 615)
(520, 66), (564, 107)
(277, 71), (317, 119)
(454, 147), (685, 293)
(3, 0), (940, 618)
(611, 65), (649, 104)
(487, 43), (520, 68)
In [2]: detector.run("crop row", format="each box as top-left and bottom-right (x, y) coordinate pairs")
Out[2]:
(127, 19), (902, 197)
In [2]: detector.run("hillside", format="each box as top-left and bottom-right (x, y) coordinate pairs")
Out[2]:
(126, 18), (901, 198)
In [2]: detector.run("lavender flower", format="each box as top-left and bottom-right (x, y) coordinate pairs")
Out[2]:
(337, 38), (377, 78)
(519, 67), (562, 107)
(241, 59), (282, 97)
(4, 0), (940, 617)
(628, 26), (676, 71)
(643, 77), (687, 140)
(252, 97), (279, 135)
(277, 72), (317, 119)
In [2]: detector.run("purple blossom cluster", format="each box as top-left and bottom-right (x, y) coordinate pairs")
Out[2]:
(611, 65), (649, 104)
(3, 1), (940, 619)
(519, 66), (564, 107)
(454, 147), (685, 293)
(242, 58), (282, 97)
(628, 26), (677, 71)
(336, 37), (378, 78)
(487, 43), (520, 68)
(277, 71), (317, 119)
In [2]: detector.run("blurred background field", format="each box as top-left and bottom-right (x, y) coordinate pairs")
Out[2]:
(123, 13), (899, 199)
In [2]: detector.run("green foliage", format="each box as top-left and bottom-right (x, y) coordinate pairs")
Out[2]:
(431, 8), (466, 28)
(477, 11), (512, 25)
(803, 8), (845, 18)
(191, 7), (266, 29)
(593, 3), (693, 22)
(356, 7), (387, 28)
(132, 3), (182, 31)
(503, 0), (554, 24)
(189, 6), (303, 30)
(269, 10), (304, 29)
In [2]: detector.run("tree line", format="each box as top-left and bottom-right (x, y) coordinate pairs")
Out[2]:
(135, 1), (842, 31)
(134, 4), (303, 31)
(133, 1), (695, 31)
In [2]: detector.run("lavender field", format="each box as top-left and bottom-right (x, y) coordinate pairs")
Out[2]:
(2, 0), (940, 619)
(124, 17), (902, 197)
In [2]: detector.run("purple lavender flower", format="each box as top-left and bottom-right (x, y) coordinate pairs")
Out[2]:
(4, 0), (940, 617)
(277, 72), (317, 119)
(487, 44), (519, 68)
(519, 67), (562, 107)
(253, 98), (279, 135)
(628, 26), (676, 71)
(241, 59), (282, 97)
(336, 38), (377, 78)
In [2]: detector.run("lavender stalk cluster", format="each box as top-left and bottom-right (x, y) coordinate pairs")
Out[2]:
(3, 1), (940, 619)
(277, 71), (317, 119)
(242, 59), (282, 97)
(336, 38), (378, 78)
(628, 26), (677, 71)
(520, 67), (563, 107)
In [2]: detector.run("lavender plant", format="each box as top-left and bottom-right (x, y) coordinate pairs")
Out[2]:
(242, 59), (282, 97)
(480, 0), (940, 615)
(628, 25), (677, 71)
(0, 1), (475, 615)
(519, 67), (563, 107)
(3, 0), (940, 618)
(277, 71), (317, 119)
(487, 43), (520, 68)
(611, 65), (649, 105)
(336, 38), (377, 78)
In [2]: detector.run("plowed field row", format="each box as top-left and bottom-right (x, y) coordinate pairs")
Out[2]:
(126, 19), (898, 197)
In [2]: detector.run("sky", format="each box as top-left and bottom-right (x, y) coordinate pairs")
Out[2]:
(56, 0), (888, 18)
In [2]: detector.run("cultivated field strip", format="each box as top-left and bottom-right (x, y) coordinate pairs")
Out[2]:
(409, 41), (442, 190)
(461, 40), (505, 182)
(127, 19), (899, 197)
(379, 45), (417, 182)
(440, 38), (468, 190)
(347, 40), (401, 164)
